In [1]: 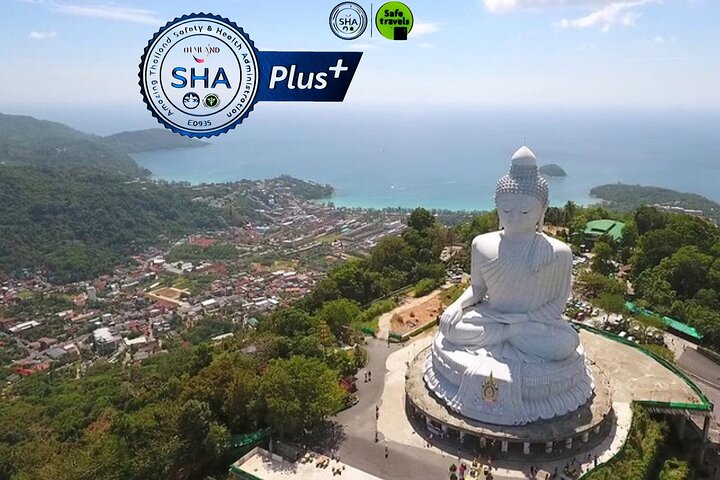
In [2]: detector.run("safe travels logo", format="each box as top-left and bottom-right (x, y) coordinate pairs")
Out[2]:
(327, 2), (413, 41)
(139, 13), (363, 137)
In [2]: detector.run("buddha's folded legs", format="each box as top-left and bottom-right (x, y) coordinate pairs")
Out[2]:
(443, 319), (508, 347)
(507, 322), (579, 361)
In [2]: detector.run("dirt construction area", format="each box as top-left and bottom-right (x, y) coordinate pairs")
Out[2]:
(389, 293), (443, 336)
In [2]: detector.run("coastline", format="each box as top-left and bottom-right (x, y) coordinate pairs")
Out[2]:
(133, 150), (598, 212)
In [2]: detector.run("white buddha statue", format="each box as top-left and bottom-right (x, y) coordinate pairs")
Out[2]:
(424, 146), (593, 426)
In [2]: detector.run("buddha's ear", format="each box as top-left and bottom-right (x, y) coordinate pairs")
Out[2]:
(537, 205), (548, 232)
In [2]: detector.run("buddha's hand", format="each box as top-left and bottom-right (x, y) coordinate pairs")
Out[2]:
(440, 302), (464, 334)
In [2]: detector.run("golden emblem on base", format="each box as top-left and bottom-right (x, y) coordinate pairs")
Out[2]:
(482, 372), (499, 404)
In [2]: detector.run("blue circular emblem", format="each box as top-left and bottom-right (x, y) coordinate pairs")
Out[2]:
(329, 3), (368, 40)
(139, 13), (260, 138)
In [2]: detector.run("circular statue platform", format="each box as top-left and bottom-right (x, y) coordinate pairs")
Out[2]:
(405, 346), (613, 447)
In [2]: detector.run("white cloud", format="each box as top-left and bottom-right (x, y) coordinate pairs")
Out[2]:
(483, 0), (520, 12)
(51, 3), (162, 25)
(653, 35), (677, 44)
(29, 30), (57, 39)
(556, 1), (657, 32)
(483, 0), (654, 13)
(19, 1), (163, 25)
(410, 22), (440, 37)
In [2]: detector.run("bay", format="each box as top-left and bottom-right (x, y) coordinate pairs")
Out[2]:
(132, 105), (720, 211)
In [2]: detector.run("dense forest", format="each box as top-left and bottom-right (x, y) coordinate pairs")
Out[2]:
(0, 113), (148, 177)
(102, 129), (206, 154)
(542, 201), (720, 350)
(590, 183), (720, 224)
(630, 206), (720, 346)
(0, 340), (348, 480)
(0, 166), (224, 283)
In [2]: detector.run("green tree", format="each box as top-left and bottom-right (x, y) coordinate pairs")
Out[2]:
(190, 343), (213, 375)
(327, 260), (379, 304)
(591, 241), (615, 275)
(325, 349), (357, 377)
(260, 308), (317, 338)
(562, 201), (577, 227)
(368, 236), (415, 277)
(414, 278), (442, 297)
(316, 299), (361, 342)
(569, 213), (589, 247)
(708, 257), (720, 292)
(544, 206), (563, 226)
(577, 270), (625, 297)
(402, 227), (434, 264)
(222, 368), (260, 433)
(176, 400), (229, 476)
(257, 356), (344, 438)
(407, 207), (435, 231)
(634, 206), (668, 235)
(632, 228), (682, 274)
(594, 293), (626, 322)
(659, 459), (691, 480)
(657, 246), (713, 299)
(304, 277), (341, 311)
(634, 268), (677, 313)
(634, 314), (666, 344)
(459, 211), (498, 242)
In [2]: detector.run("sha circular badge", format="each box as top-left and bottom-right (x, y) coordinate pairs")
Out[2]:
(139, 13), (259, 137)
(329, 2), (368, 40)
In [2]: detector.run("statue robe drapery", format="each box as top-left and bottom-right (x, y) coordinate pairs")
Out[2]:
(447, 233), (579, 363)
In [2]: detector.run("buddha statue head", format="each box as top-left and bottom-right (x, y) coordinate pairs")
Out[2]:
(495, 146), (549, 235)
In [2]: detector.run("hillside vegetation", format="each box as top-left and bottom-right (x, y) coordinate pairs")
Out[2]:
(102, 128), (206, 154)
(590, 183), (720, 223)
(0, 113), (147, 177)
(0, 166), (224, 283)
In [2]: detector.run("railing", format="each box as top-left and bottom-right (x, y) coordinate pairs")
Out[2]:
(573, 322), (713, 411)
(389, 318), (439, 343)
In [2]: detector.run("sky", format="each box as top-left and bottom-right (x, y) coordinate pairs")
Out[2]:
(2, 0), (719, 122)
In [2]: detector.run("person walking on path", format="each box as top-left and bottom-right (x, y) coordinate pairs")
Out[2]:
(384, 443), (389, 459)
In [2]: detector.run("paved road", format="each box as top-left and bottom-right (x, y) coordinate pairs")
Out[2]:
(677, 347), (720, 445)
(334, 338), (509, 480)
(335, 338), (462, 480)
(333, 338), (567, 480)
(679, 348), (720, 390)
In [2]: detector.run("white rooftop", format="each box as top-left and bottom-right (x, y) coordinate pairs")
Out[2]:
(124, 336), (148, 347)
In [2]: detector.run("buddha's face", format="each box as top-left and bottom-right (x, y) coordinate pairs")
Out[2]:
(496, 193), (545, 235)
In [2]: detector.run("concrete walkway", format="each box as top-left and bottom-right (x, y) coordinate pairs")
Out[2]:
(376, 334), (633, 479)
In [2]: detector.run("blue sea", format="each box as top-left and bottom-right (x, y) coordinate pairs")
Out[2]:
(37, 104), (720, 211)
